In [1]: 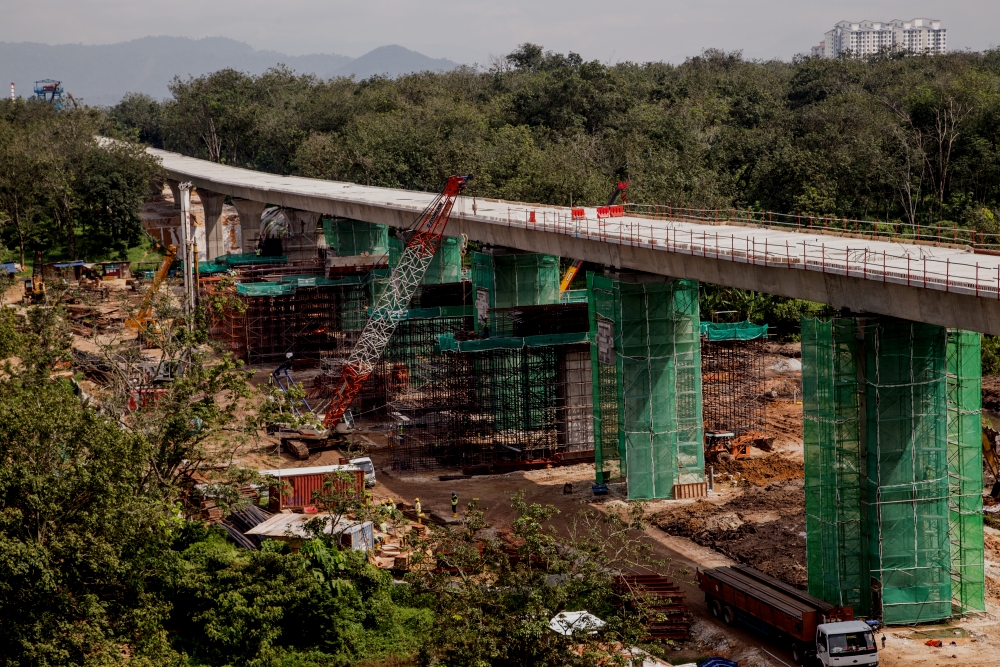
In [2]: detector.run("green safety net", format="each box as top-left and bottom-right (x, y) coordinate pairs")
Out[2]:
(471, 252), (560, 313)
(389, 236), (463, 284)
(802, 316), (985, 624)
(195, 253), (288, 274)
(437, 331), (589, 353)
(700, 320), (768, 341)
(802, 318), (868, 613)
(946, 330), (986, 614)
(236, 282), (296, 296)
(234, 273), (372, 296)
(863, 320), (952, 624)
(588, 273), (704, 499)
(197, 261), (229, 275)
(398, 305), (473, 321)
(324, 219), (389, 257)
(561, 289), (589, 304)
(217, 253), (287, 266)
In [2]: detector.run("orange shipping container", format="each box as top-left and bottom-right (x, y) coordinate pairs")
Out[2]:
(261, 464), (365, 511)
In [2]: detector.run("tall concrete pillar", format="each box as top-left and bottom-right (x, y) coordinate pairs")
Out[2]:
(802, 316), (984, 622)
(197, 188), (226, 260)
(166, 179), (181, 209)
(284, 209), (322, 262)
(585, 273), (703, 500)
(232, 198), (267, 254)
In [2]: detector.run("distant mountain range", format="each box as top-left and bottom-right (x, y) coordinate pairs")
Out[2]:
(0, 37), (459, 106)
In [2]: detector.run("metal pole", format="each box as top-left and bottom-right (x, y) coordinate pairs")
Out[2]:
(179, 182), (193, 322)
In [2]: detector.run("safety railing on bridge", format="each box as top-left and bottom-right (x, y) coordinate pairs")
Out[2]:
(448, 202), (1000, 301)
(623, 203), (1000, 250)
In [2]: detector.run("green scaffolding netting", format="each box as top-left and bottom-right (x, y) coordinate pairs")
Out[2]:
(700, 320), (768, 341)
(436, 331), (589, 353)
(324, 219), (389, 257)
(588, 273), (703, 499)
(196, 253), (288, 274)
(802, 318), (867, 612)
(947, 329), (986, 614)
(471, 252), (560, 317)
(389, 236), (462, 285)
(803, 316), (985, 624)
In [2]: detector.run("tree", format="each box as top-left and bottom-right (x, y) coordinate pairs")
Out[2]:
(407, 492), (660, 667)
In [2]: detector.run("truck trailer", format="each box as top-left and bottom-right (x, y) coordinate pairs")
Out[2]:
(697, 565), (878, 666)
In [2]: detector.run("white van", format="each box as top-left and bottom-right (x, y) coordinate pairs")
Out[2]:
(350, 457), (376, 487)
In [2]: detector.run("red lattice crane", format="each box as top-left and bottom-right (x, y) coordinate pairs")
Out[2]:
(323, 174), (473, 428)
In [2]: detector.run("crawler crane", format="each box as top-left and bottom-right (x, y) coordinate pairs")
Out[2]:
(271, 174), (473, 454)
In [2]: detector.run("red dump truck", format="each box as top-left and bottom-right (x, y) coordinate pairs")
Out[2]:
(698, 565), (879, 666)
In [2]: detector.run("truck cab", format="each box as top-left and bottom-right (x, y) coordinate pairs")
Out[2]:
(815, 621), (878, 666)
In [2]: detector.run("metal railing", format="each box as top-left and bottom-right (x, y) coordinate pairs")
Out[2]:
(444, 203), (1000, 301)
(623, 203), (1000, 250)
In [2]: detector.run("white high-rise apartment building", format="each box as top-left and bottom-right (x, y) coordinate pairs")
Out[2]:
(816, 18), (946, 58)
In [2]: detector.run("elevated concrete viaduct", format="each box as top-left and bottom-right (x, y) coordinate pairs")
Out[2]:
(148, 147), (1000, 335)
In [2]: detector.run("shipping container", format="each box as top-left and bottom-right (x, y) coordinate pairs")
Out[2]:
(261, 464), (364, 511)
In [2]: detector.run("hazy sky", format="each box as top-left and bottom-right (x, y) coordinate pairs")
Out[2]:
(1, 0), (996, 64)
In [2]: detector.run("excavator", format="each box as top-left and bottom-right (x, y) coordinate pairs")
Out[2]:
(271, 174), (473, 457)
(559, 181), (628, 292)
(22, 249), (45, 303)
(126, 244), (178, 335)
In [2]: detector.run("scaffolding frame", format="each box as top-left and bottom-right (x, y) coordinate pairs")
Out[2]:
(588, 274), (704, 499)
(701, 334), (766, 436)
(803, 316), (985, 624)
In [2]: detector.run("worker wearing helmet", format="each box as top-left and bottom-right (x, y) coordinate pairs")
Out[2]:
(414, 497), (422, 524)
(451, 491), (459, 518)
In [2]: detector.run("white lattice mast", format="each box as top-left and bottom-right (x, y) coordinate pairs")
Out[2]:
(324, 174), (472, 427)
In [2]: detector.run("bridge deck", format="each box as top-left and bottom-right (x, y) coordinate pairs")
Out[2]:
(148, 147), (1000, 334)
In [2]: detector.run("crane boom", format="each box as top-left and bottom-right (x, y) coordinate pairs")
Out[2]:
(323, 175), (472, 427)
(127, 244), (178, 331)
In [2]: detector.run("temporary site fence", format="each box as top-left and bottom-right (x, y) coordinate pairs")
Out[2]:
(802, 317), (984, 624)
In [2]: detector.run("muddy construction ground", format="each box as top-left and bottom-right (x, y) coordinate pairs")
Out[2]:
(234, 342), (1000, 666)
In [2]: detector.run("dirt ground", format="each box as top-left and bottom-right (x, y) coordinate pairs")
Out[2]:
(233, 344), (1000, 666)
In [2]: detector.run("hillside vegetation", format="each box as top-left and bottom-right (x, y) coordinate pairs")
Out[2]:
(114, 44), (1000, 235)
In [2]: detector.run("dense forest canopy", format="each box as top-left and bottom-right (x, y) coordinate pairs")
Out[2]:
(113, 44), (1000, 233)
(0, 103), (160, 265)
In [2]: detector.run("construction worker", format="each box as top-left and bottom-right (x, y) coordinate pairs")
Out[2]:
(414, 497), (422, 524)
(451, 491), (459, 518)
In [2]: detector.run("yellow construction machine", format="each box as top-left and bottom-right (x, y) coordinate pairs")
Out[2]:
(22, 249), (45, 303)
(126, 244), (177, 334)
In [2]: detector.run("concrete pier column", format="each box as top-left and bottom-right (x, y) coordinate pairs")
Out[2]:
(802, 316), (984, 623)
(197, 188), (227, 260)
(166, 179), (181, 209)
(232, 198), (267, 253)
(284, 210), (322, 262)
(585, 273), (703, 500)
